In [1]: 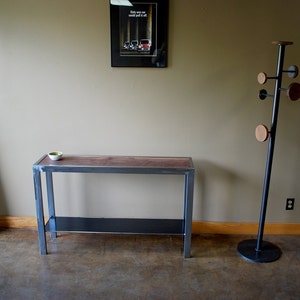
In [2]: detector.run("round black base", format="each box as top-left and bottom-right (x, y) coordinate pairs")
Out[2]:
(237, 239), (281, 263)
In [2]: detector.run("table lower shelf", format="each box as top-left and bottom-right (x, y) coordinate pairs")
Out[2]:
(45, 217), (184, 235)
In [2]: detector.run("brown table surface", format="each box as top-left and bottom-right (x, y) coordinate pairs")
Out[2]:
(36, 155), (194, 169)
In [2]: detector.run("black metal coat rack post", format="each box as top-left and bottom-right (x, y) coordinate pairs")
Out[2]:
(237, 41), (300, 263)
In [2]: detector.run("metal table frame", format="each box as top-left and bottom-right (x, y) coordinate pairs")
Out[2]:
(32, 155), (195, 258)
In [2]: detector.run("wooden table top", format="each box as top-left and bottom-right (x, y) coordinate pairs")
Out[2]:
(35, 155), (194, 170)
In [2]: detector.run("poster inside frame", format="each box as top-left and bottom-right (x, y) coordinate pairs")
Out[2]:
(110, 0), (169, 67)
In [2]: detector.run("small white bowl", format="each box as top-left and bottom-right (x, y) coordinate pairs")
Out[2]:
(48, 151), (63, 161)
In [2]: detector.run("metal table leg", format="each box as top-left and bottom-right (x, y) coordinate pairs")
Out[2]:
(183, 171), (194, 258)
(33, 168), (47, 254)
(46, 172), (57, 238)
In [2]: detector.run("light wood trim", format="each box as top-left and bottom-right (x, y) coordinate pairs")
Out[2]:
(0, 216), (37, 229)
(0, 217), (299, 235)
(192, 221), (300, 235)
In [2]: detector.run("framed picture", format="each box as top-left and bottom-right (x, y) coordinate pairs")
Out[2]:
(110, 0), (169, 67)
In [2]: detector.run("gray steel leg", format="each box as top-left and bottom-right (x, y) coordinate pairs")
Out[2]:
(183, 171), (194, 258)
(46, 172), (57, 238)
(33, 168), (47, 254)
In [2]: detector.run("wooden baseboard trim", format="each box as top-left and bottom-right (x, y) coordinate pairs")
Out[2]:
(0, 216), (37, 229)
(192, 221), (300, 235)
(0, 217), (299, 235)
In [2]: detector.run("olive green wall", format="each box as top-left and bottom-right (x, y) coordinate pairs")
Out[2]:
(0, 0), (299, 223)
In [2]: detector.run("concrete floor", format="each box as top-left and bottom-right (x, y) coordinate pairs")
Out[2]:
(0, 229), (299, 299)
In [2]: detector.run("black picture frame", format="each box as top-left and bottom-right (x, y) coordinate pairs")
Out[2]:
(110, 0), (169, 67)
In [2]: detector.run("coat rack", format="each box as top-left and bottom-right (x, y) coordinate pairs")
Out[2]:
(237, 41), (300, 263)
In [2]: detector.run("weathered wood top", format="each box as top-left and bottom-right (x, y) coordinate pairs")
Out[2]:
(34, 155), (194, 170)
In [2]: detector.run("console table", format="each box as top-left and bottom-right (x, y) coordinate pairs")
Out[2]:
(32, 155), (195, 258)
